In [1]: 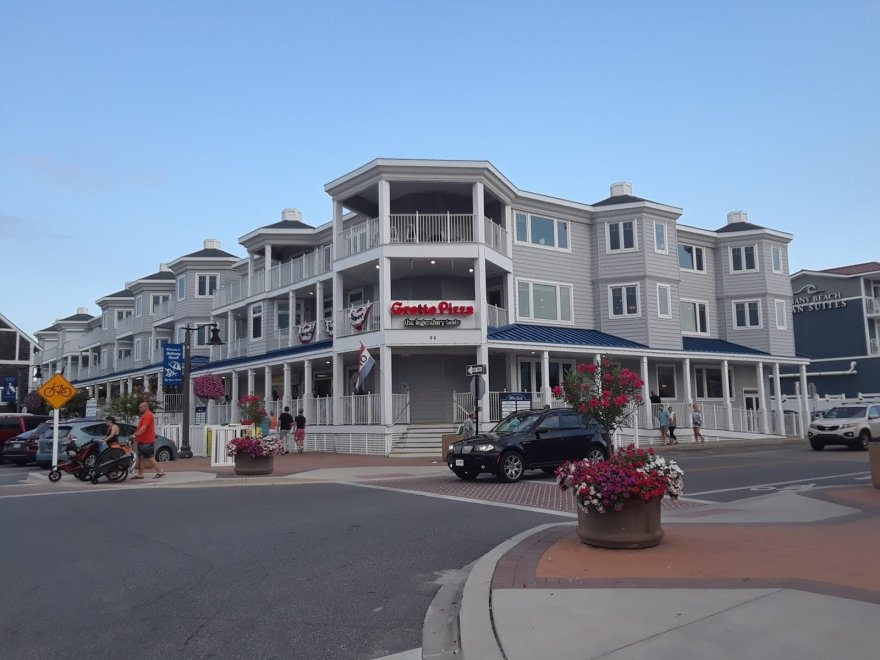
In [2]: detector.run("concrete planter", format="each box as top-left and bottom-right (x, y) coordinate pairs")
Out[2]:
(233, 453), (275, 476)
(576, 496), (664, 549)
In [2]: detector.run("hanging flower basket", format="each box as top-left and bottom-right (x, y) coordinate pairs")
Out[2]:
(193, 374), (225, 400)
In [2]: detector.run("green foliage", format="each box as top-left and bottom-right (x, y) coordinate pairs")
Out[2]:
(64, 390), (89, 417)
(106, 394), (161, 422)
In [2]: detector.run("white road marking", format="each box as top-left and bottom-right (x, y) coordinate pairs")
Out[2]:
(688, 471), (869, 497)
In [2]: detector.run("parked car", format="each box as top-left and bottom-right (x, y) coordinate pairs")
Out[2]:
(0, 414), (52, 463)
(446, 408), (610, 483)
(1, 421), (54, 466)
(35, 419), (178, 468)
(808, 405), (880, 451)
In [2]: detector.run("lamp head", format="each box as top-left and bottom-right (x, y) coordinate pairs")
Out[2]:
(208, 325), (224, 346)
(34, 366), (43, 380)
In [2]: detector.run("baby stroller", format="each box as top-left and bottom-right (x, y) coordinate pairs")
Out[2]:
(89, 438), (134, 484)
(48, 438), (103, 483)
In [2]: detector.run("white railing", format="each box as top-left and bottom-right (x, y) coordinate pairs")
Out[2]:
(871, 338), (880, 355)
(116, 317), (133, 335)
(226, 337), (250, 358)
(265, 328), (304, 352)
(162, 393), (184, 413)
(153, 298), (175, 320)
(866, 297), (880, 315)
(116, 356), (132, 371)
(80, 330), (102, 348)
(339, 393), (381, 424)
(338, 219), (380, 258)
(392, 393), (410, 423)
(486, 304), (509, 328)
(390, 213), (474, 244)
(486, 220), (508, 255)
(306, 396), (334, 426)
(336, 304), (381, 337)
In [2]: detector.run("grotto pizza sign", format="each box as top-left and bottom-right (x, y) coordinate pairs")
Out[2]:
(390, 300), (476, 329)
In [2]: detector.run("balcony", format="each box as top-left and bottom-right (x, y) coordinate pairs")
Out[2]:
(336, 304), (381, 338)
(867, 297), (880, 317)
(153, 298), (175, 323)
(871, 338), (880, 356)
(486, 304), (509, 328)
(116, 316), (134, 337)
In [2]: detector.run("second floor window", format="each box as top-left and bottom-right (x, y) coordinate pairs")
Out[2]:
(134, 338), (142, 361)
(771, 245), (783, 273)
(514, 212), (570, 250)
(197, 274), (218, 297)
(115, 309), (131, 327)
(102, 311), (108, 330)
(606, 220), (636, 252)
(681, 300), (709, 334)
(101, 349), (107, 368)
(251, 303), (263, 339)
(609, 284), (640, 318)
(177, 275), (187, 301)
(151, 294), (170, 315)
(775, 299), (788, 329)
(657, 284), (671, 318)
(730, 245), (757, 272)
(654, 221), (667, 253)
(679, 244), (705, 271)
(516, 279), (573, 323)
(733, 300), (762, 328)
(135, 295), (143, 318)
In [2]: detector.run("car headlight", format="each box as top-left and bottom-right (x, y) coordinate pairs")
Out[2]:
(474, 443), (496, 452)
(841, 423), (858, 430)
(448, 444), (454, 452)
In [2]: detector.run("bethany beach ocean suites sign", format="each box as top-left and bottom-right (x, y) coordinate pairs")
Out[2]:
(792, 283), (847, 314)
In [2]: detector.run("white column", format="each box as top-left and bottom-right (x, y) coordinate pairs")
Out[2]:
(142, 375), (149, 394)
(113, 341), (119, 370)
(263, 366), (272, 401)
(288, 290), (296, 345)
(476, 254), (488, 338)
(333, 199), (344, 259)
(156, 370), (164, 400)
(226, 311), (233, 358)
(67, 354), (73, 375)
(757, 362), (769, 434)
(473, 181), (485, 244)
(683, 357), (692, 405)
(380, 346), (393, 426)
(378, 180), (391, 244)
(641, 356), (650, 428)
(332, 353), (343, 425)
(478, 343), (490, 417)
(231, 370), (240, 423)
(315, 280), (324, 340)
(504, 272), (514, 324)
(333, 271), (343, 341)
(799, 364), (809, 437)
(247, 253), (254, 297)
(127, 377), (133, 396)
(283, 363), (291, 404)
(264, 244), (273, 291)
(722, 359), (733, 431)
(506, 352), (517, 391)
(150, 328), (156, 362)
(773, 362), (785, 434)
(541, 350), (551, 407)
(247, 369), (255, 396)
(504, 204), (514, 257)
(303, 360), (313, 400)
(380, 256), (391, 333)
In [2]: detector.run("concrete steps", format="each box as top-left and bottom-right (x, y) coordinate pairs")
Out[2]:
(390, 424), (458, 458)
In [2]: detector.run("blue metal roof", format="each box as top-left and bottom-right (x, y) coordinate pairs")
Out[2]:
(488, 324), (647, 349)
(682, 337), (770, 356)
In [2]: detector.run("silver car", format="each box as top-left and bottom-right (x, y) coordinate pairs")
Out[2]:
(808, 405), (880, 451)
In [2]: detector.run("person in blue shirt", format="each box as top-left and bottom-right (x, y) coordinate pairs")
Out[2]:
(658, 406), (671, 445)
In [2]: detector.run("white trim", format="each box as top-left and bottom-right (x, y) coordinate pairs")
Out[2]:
(771, 245), (783, 274)
(653, 220), (668, 254)
(732, 298), (763, 329)
(177, 274), (187, 301)
(678, 243), (706, 273)
(656, 283), (672, 319)
(133, 337), (142, 361)
(196, 272), (219, 298)
(729, 244), (759, 273)
(608, 282), (641, 319)
(680, 298), (710, 335)
(775, 299), (788, 330)
(515, 277), (574, 325)
(604, 219), (638, 254)
(513, 211), (572, 253)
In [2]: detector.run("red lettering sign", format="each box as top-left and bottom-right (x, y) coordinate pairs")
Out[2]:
(390, 301), (475, 315)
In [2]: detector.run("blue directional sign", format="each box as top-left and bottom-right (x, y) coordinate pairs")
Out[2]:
(163, 343), (184, 386)
(1, 376), (17, 402)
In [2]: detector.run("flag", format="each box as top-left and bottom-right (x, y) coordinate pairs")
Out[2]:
(355, 342), (375, 392)
(349, 303), (372, 330)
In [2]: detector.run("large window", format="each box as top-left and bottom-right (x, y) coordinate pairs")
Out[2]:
(151, 294), (170, 315)
(609, 284), (640, 318)
(134, 338), (142, 361)
(197, 273), (218, 297)
(606, 220), (636, 252)
(733, 299), (762, 329)
(679, 244), (705, 272)
(514, 212), (570, 250)
(656, 364), (676, 399)
(177, 274), (187, 301)
(134, 295), (143, 318)
(657, 284), (671, 318)
(771, 245), (783, 273)
(694, 366), (734, 400)
(775, 299), (787, 330)
(251, 303), (263, 339)
(730, 245), (758, 272)
(681, 300), (709, 334)
(654, 221), (668, 253)
(516, 279), (573, 323)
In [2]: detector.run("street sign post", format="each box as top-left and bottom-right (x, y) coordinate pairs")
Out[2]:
(37, 372), (78, 473)
(467, 366), (487, 433)
(466, 364), (486, 376)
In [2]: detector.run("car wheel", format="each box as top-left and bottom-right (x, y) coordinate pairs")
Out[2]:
(453, 468), (479, 481)
(586, 445), (608, 462)
(855, 430), (871, 451)
(155, 447), (173, 462)
(497, 451), (524, 483)
(809, 439), (825, 451)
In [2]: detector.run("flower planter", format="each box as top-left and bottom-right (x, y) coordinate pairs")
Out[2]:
(233, 454), (275, 476)
(576, 496), (664, 549)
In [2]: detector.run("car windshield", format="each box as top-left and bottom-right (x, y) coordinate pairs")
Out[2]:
(493, 413), (541, 433)
(823, 407), (866, 419)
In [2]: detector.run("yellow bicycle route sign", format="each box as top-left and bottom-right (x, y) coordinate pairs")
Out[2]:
(38, 373), (78, 409)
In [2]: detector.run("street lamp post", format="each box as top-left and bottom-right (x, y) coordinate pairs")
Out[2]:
(179, 323), (224, 459)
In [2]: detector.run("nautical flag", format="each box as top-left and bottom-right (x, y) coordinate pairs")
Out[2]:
(355, 342), (375, 392)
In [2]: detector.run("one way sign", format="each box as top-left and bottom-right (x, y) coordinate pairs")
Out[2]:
(466, 364), (486, 376)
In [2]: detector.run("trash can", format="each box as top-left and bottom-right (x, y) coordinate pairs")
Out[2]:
(869, 441), (880, 490)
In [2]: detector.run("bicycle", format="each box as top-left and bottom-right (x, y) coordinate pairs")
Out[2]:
(43, 383), (73, 398)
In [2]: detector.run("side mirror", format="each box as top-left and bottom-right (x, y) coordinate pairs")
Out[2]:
(535, 427), (548, 435)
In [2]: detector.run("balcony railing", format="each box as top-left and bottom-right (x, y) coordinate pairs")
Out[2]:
(338, 219), (380, 258)
(867, 297), (880, 316)
(153, 298), (175, 321)
(486, 304), (509, 328)
(871, 338), (880, 356)
(336, 304), (381, 337)
(389, 213), (474, 245)
(116, 317), (133, 335)
(486, 220), (508, 256)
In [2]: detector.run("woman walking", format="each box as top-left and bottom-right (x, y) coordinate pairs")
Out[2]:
(667, 405), (678, 444)
(691, 403), (705, 443)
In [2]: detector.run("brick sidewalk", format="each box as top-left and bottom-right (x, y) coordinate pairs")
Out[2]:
(158, 452), (439, 477)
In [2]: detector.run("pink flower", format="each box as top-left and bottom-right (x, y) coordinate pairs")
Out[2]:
(552, 385), (563, 396)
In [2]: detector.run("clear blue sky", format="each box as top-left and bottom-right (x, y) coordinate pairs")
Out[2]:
(2, 0), (878, 336)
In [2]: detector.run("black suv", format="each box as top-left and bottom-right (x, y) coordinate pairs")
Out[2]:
(446, 408), (611, 483)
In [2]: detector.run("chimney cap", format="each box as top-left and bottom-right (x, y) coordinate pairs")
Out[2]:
(281, 208), (303, 222)
(76, 306), (89, 315)
(203, 239), (221, 249)
(726, 211), (749, 225)
(610, 182), (633, 197)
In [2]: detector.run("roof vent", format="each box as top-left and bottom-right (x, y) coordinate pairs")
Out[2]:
(610, 182), (632, 197)
(159, 262), (171, 271)
(726, 211), (748, 225)
(281, 208), (302, 222)
(203, 239), (221, 250)
(76, 307), (89, 315)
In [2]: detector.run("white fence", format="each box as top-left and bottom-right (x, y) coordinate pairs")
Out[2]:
(485, 220), (508, 255)
(486, 304), (509, 328)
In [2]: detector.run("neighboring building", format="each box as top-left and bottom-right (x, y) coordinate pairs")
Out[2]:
(785, 261), (880, 397)
(0, 313), (39, 411)
(33, 309), (96, 383)
(40, 160), (809, 452)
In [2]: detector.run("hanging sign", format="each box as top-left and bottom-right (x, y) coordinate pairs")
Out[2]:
(163, 343), (184, 386)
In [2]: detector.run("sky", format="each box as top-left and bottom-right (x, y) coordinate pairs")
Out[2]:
(1, 0), (878, 337)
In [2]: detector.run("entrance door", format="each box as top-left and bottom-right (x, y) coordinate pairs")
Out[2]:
(743, 388), (760, 432)
(518, 359), (575, 396)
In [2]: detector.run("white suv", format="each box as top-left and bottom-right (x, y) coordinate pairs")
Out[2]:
(808, 405), (880, 451)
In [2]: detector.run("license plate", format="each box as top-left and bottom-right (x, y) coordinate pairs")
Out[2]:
(455, 459), (464, 467)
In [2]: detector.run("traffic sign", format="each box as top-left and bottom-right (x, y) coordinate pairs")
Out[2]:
(38, 373), (77, 409)
(466, 364), (486, 376)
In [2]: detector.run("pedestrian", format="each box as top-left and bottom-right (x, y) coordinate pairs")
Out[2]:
(278, 406), (294, 454)
(462, 411), (476, 439)
(269, 411), (278, 433)
(657, 405), (671, 445)
(130, 401), (165, 479)
(100, 415), (120, 453)
(294, 408), (307, 453)
(272, 389), (280, 402)
(667, 405), (678, 444)
(692, 403), (705, 444)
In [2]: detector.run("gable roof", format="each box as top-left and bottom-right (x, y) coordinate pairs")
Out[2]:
(820, 261), (880, 276)
(488, 324), (647, 349)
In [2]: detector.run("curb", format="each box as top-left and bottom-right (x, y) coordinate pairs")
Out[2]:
(458, 523), (561, 660)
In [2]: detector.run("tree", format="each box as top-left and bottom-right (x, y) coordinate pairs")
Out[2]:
(106, 394), (161, 422)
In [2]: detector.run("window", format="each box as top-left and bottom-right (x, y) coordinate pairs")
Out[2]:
(177, 326), (186, 343)
(135, 295), (143, 318)
(154, 337), (168, 358)
(277, 301), (290, 331)
(194, 326), (211, 346)
(101, 349), (107, 368)
(775, 299), (787, 329)
(516, 279), (573, 323)
(657, 284), (671, 318)
(134, 338), (142, 361)
(771, 245), (783, 274)
(606, 220), (636, 252)
(654, 221), (667, 253)
(681, 300), (709, 334)
(609, 284), (640, 318)
(513, 212), (571, 251)
(694, 366), (734, 399)
(151, 294), (170, 315)
(101, 311), (108, 330)
(733, 300), (762, 329)
(177, 274), (187, 301)
(678, 244), (705, 271)
(115, 309), (131, 327)
(251, 303), (263, 339)
(656, 365), (676, 399)
(197, 273), (218, 297)
(730, 245), (758, 272)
